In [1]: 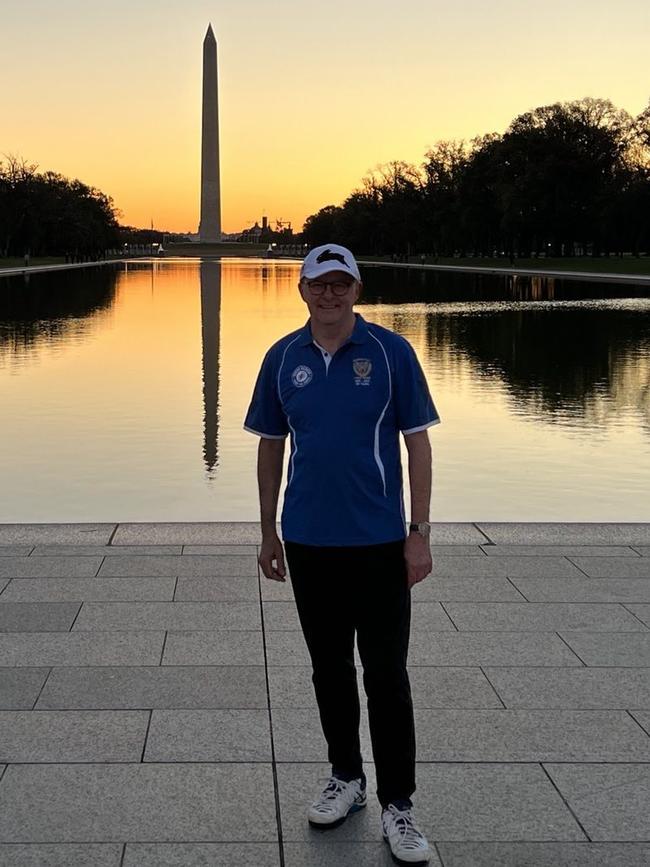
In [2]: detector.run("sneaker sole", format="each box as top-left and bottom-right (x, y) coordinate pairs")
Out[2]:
(382, 833), (430, 866)
(308, 800), (367, 830)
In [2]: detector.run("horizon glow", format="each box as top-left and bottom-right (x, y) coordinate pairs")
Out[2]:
(2, 0), (648, 234)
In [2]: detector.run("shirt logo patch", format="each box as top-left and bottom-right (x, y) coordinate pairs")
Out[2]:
(353, 358), (372, 386)
(291, 365), (313, 388)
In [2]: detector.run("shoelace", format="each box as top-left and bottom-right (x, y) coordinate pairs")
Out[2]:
(385, 805), (426, 850)
(311, 777), (350, 811)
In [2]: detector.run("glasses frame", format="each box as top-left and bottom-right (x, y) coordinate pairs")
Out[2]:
(304, 278), (356, 297)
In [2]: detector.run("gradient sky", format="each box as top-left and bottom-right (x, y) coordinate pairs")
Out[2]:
(2, 0), (648, 234)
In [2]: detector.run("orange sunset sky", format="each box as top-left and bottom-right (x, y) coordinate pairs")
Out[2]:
(2, 0), (649, 234)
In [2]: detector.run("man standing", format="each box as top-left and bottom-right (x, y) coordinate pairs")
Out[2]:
(244, 244), (439, 865)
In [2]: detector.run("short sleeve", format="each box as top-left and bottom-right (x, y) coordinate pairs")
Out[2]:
(393, 339), (440, 434)
(244, 348), (289, 439)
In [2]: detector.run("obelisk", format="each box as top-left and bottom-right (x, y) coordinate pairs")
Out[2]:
(198, 24), (221, 242)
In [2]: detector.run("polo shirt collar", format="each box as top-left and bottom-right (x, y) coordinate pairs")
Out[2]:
(298, 313), (369, 347)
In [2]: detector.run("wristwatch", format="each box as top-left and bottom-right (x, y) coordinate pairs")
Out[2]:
(409, 522), (431, 538)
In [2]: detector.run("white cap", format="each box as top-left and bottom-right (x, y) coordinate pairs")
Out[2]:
(300, 244), (361, 282)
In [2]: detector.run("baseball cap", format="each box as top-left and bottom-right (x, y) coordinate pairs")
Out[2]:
(300, 244), (361, 282)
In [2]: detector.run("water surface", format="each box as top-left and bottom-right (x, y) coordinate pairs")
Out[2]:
(1, 259), (649, 522)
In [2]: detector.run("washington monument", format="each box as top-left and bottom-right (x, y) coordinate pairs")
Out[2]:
(198, 24), (221, 242)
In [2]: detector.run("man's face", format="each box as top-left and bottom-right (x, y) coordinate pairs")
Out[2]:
(299, 270), (361, 327)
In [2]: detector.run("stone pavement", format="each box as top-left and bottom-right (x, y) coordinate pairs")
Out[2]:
(1, 522), (650, 866)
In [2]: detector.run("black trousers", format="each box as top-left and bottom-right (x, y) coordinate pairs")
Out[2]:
(284, 540), (416, 807)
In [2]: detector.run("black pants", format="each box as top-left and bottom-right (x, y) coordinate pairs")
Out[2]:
(284, 540), (416, 807)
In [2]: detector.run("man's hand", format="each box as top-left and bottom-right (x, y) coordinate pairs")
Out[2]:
(259, 532), (287, 582)
(404, 532), (432, 589)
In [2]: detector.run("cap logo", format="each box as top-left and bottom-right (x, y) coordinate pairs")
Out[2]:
(316, 249), (348, 268)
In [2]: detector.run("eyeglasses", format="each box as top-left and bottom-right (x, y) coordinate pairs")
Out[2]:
(305, 279), (354, 296)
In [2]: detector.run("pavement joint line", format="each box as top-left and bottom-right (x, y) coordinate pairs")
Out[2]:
(257, 563), (286, 867)
(66, 603), (84, 632)
(158, 630), (169, 665)
(554, 633), (589, 667)
(478, 667), (506, 709)
(108, 525), (118, 546)
(539, 762), (592, 842)
(437, 602), (459, 631)
(504, 576), (529, 601)
(30, 666), (54, 710)
(139, 710), (154, 763)
(472, 523), (494, 545)
(619, 603), (650, 629)
(118, 842), (127, 867)
(626, 710), (650, 739)
(565, 556), (593, 578)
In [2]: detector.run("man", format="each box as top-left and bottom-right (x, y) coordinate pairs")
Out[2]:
(244, 243), (439, 865)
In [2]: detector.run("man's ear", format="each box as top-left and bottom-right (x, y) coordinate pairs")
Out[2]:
(354, 281), (363, 302)
(298, 280), (307, 301)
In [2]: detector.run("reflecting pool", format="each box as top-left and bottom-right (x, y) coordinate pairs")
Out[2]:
(1, 259), (649, 522)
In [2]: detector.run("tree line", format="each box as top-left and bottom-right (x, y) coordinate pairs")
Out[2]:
(301, 98), (650, 259)
(0, 156), (123, 260)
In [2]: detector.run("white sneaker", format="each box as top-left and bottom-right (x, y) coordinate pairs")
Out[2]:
(381, 803), (431, 864)
(307, 776), (367, 828)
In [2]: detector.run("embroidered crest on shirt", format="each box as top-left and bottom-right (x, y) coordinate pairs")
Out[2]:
(353, 358), (372, 386)
(291, 365), (313, 388)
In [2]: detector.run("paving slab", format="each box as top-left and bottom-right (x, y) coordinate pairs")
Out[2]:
(443, 602), (648, 632)
(430, 545), (485, 556)
(410, 576), (526, 602)
(36, 665), (267, 709)
(276, 762), (583, 841)
(436, 842), (650, 866)
(262, 601), (456, 631)
(0, 844), (123, 866)
(174, 575), (259, 601)
(0, 631), (165, 666)
(485, 667), (650, 709)
(559, 631), (650, 667)
(264, 629), (582, 667)
(0, 763), (277, 842)
(0, 576), (176, 603)
(512, 577), (650, 603)
(428, 525), (489, 544)
(283, 842), (434, 866)
(144, 709), (271, 761)
(267, 666), (502, 709)
(569, 557), (650, 578)
(0, 546), (33, 557)
(112, 522), (265, 545)
(72, 601), (261, 631)
(0, 710), (149, 762)
(0, 668), (49, 708)
(411, 709), (650, 761)
(123, 843), (280, 867)
(260, 577), (295, 601)
(544, 763), (650, 840)
(429, 556), (583, 578)
(99, 554), (259, 578)
(477, 524), (650, 545)
(0, 557), (102, 578)
(0, 524), (115, 545)
(0, 603), (80, 632)
(481, 545), (641, 557)
(182, 545), (259, 555)
(162, 630), (265, 665)
(32, 545), (182, 556)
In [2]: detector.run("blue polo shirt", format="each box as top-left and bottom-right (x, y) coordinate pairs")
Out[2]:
(244, 313), (440, 546)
